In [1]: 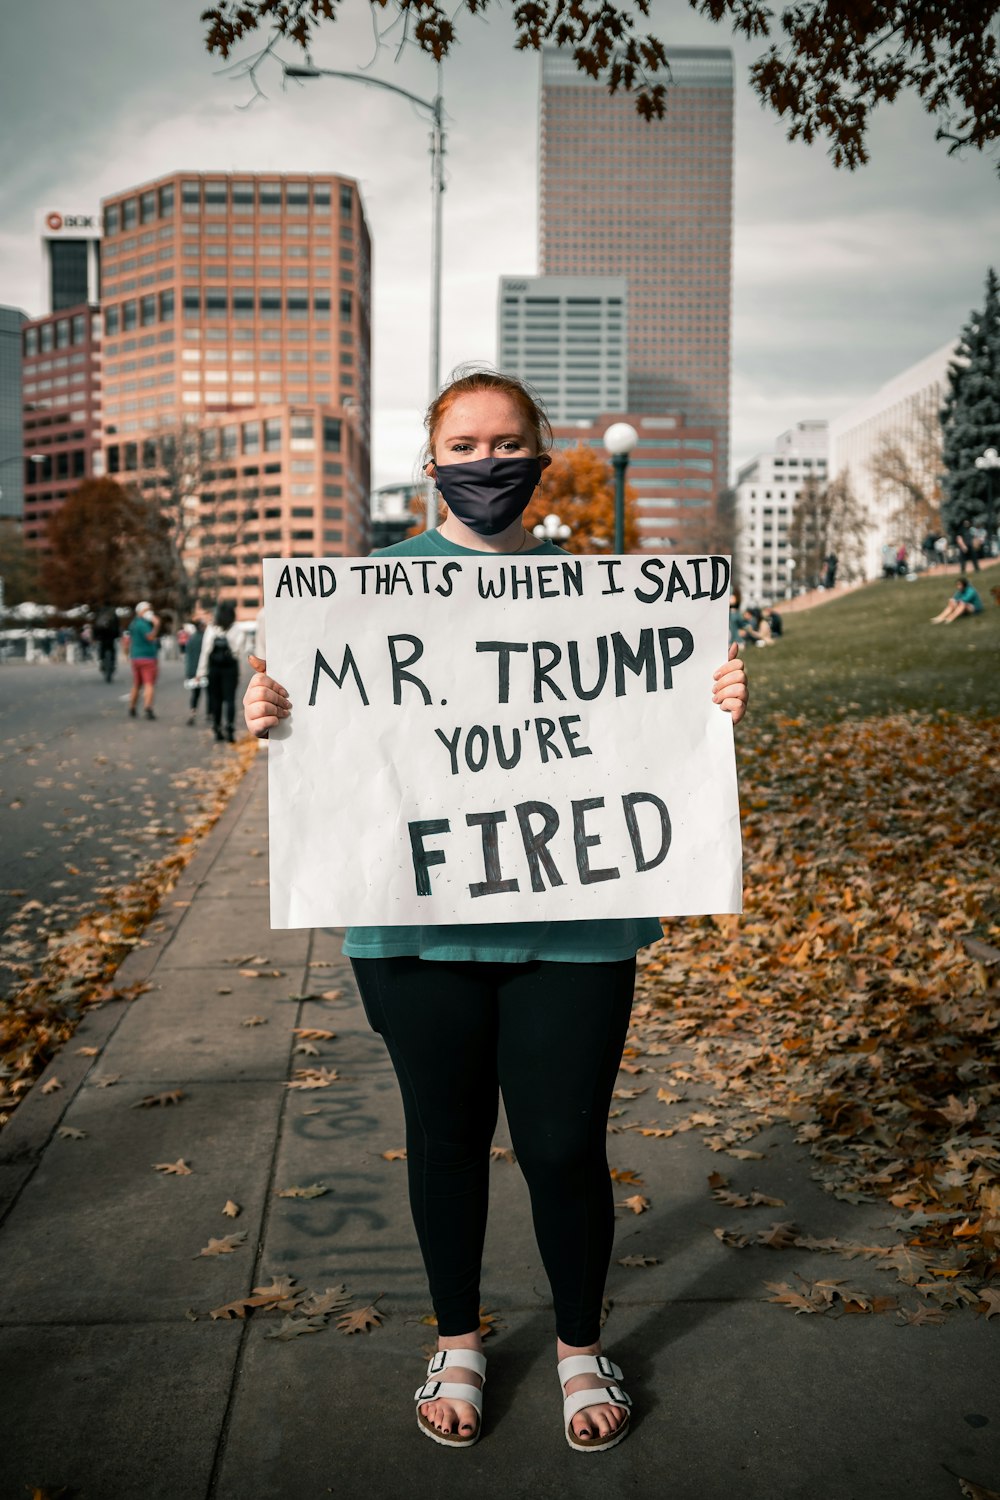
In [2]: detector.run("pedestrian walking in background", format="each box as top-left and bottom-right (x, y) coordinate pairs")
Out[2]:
(956, 522), (980, 573)
(823, 552), (838, 588)
(198, 602), (246, 743)
(124, 601), (160, 720)
(93, 605), (119, 683)
(243, 369), (749, 1455)
(183, 615), (207, 727)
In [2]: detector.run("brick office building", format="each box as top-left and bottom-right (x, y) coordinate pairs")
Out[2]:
(550, 411), (720, 552)
(21, 304), (103, 550)
(539, 46), (734, 502)
(98, 170), (372, 616)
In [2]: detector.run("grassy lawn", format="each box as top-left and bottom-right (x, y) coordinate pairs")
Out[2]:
(744, 560), (1000, 725)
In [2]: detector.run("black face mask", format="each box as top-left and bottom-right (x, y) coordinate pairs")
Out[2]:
(432, 455), (542, 536)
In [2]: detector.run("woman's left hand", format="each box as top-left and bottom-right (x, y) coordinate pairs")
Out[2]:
(712, 642), (748, 726)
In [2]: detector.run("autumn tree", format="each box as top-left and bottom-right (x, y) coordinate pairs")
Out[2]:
(940, 266), (1000, 537)
(788, 473), (869, 590)
(867, 409), (944, 555)
(203, 0), (1000, 171)
(0, 520), (42, 609)
(523, 443), (638, 553)
(41, 479), (176, 613)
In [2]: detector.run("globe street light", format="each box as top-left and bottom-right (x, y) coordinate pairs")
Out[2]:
(974, 445), (1000, 554)
(284, 55), (445, 533)
(602, 422), (638, 554)
(785, 555), (797, 600)
(532, 512), (571, 544)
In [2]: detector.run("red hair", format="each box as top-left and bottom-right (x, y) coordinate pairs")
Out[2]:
(425, 367), (552, 462)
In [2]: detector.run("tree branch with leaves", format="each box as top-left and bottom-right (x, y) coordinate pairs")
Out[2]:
(201, 0), (1000, 169)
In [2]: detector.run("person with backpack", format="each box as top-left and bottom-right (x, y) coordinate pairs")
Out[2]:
(196, 601), (246, 742)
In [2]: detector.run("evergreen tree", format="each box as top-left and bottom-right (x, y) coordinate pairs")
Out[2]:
(940, 268), (1000, 537)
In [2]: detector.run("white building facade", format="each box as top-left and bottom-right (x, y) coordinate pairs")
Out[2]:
(496, 275), (627, 421)
(735, 421), (829, 603)
(829, 341), (957, 579)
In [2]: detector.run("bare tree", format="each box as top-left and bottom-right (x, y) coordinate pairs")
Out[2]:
(789, 472), (869, 590)
(867, 408), (944, 554)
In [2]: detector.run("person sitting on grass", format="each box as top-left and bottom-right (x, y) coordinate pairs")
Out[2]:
(931, 579), (984, 623)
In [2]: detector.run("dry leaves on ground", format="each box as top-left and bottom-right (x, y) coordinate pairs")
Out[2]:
(629, 714), (1000, 1320)
(0, 740), (257, 1127)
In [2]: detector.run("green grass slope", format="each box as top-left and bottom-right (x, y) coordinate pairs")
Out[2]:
(745, 561), (1000, 725)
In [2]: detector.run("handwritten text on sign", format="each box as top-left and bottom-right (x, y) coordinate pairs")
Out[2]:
(264, 554), (742, 928)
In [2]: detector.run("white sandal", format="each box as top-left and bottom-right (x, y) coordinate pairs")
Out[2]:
(557, 1354), (632, 1453)
(414, 1348), (487, 1448)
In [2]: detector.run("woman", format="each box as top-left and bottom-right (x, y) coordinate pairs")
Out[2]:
(243, 371), (748, 1453)
(198, 601), (246, 742)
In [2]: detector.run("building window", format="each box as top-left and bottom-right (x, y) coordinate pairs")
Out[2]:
(291, 414), (314, 443)
(140, 294), (157, 326)
(183, 287), (200, 318)
(24, 327), (38, 356)
(104, 306), (120, 336)
(259, 181), (281, 211)
(205, 290), (228, 317)
(182, 179), (200, 208)
(204, 180), (227, 212)
(242, 420), (261, 454)
(287, 183), (309, 214)
(263, 418), (282, 452)
(287, 293), (309, 320)
(122, 198), (138, 230)
(323, 417), (341, 452)
(104, 204), (120, 236)
(260, 291), (281, 319)
(159, 289), (175, 322)
(159, 182), (174, 217)
(122, 300), (138, 331)
(56, 319), (71, 349)
(313, 183), (331, 211)
(140, 190), (157, 224)
(233, 180), (254, 213)
(221, 424), (238, 458)
(339, 184), (353, 217)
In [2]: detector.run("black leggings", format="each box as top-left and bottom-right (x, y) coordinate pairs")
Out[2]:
(207, 660), (238, 735)
(351, 955), (635, 1346)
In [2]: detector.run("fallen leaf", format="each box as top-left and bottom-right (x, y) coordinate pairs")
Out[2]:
(153, 1159), (192, 1175)
(610, 1168), (644, 1185)
(319, 990), (342, 1001)
(490, 1145), (516, 1163)
(242, 1015), (268, 1027)
(277, 1182), (331, 1199)
(286, 1068), (339, 1090)
(40, 1077), (62, 1094)
(976, 1288), (1000, 1320)
(617, 1254), (660, 1268)
(75, 1046), (100, 1057)
(222, 1200), (241, 1218)
(132, 1089), (185, 1108)
(381, 1148), (407, 1161)
(300, 1284), (352, 1316)
(57, 1126), (87, 1140)
(958, 1479), (1000, 1500)
(617, 1194), (650, 1215)
(266, 1315), (327, 1340)
(897, 1304), (947, 1327)
(195, 1231), (248, 1258)
(337, 1297), (385, 1335)
(293, 1027), (336, 1040)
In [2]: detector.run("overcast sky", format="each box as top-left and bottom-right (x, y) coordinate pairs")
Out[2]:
(2, 0), (998, 487)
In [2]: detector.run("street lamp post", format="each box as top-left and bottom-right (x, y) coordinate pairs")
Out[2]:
(602, 422), (638, 554)
(974, 445), (1000, 555)
(785, 556), (797, 600)
(532, 512), (571, 544)
(283, 56), (445, 533)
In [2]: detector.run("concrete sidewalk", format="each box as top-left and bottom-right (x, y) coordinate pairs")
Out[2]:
(0, 758), (997, 1500)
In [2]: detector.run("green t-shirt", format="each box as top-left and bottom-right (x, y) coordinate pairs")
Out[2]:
(341, 529), (664, 964)
(128, 616), (159, 659)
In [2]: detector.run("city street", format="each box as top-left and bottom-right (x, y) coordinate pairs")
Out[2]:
(0, 655), (250, 993)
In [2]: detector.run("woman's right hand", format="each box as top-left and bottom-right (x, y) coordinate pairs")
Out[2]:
(243, 654), (291, 738)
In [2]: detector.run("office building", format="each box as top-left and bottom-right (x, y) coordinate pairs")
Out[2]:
(550, 410), (720, 551)
(20, 304), (103, 547)
(539, 46), (734, 481)
(735, 421), (829, 603)
(99, 170), (372, 614)
(39, 209), (102, 312)
(1, 307), (29, 520)
(497, 275), (627, 420)
(829, 342), (957, 579)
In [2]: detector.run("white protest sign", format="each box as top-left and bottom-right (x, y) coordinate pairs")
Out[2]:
(263, 554), (742, 928)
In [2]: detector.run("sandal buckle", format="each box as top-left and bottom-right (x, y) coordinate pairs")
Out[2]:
(596, 1355), (617, 1379)
(415, 1380), (441, 1402)
(428, 1351), (448, 1375)
(607, 1384), (632, 1408)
